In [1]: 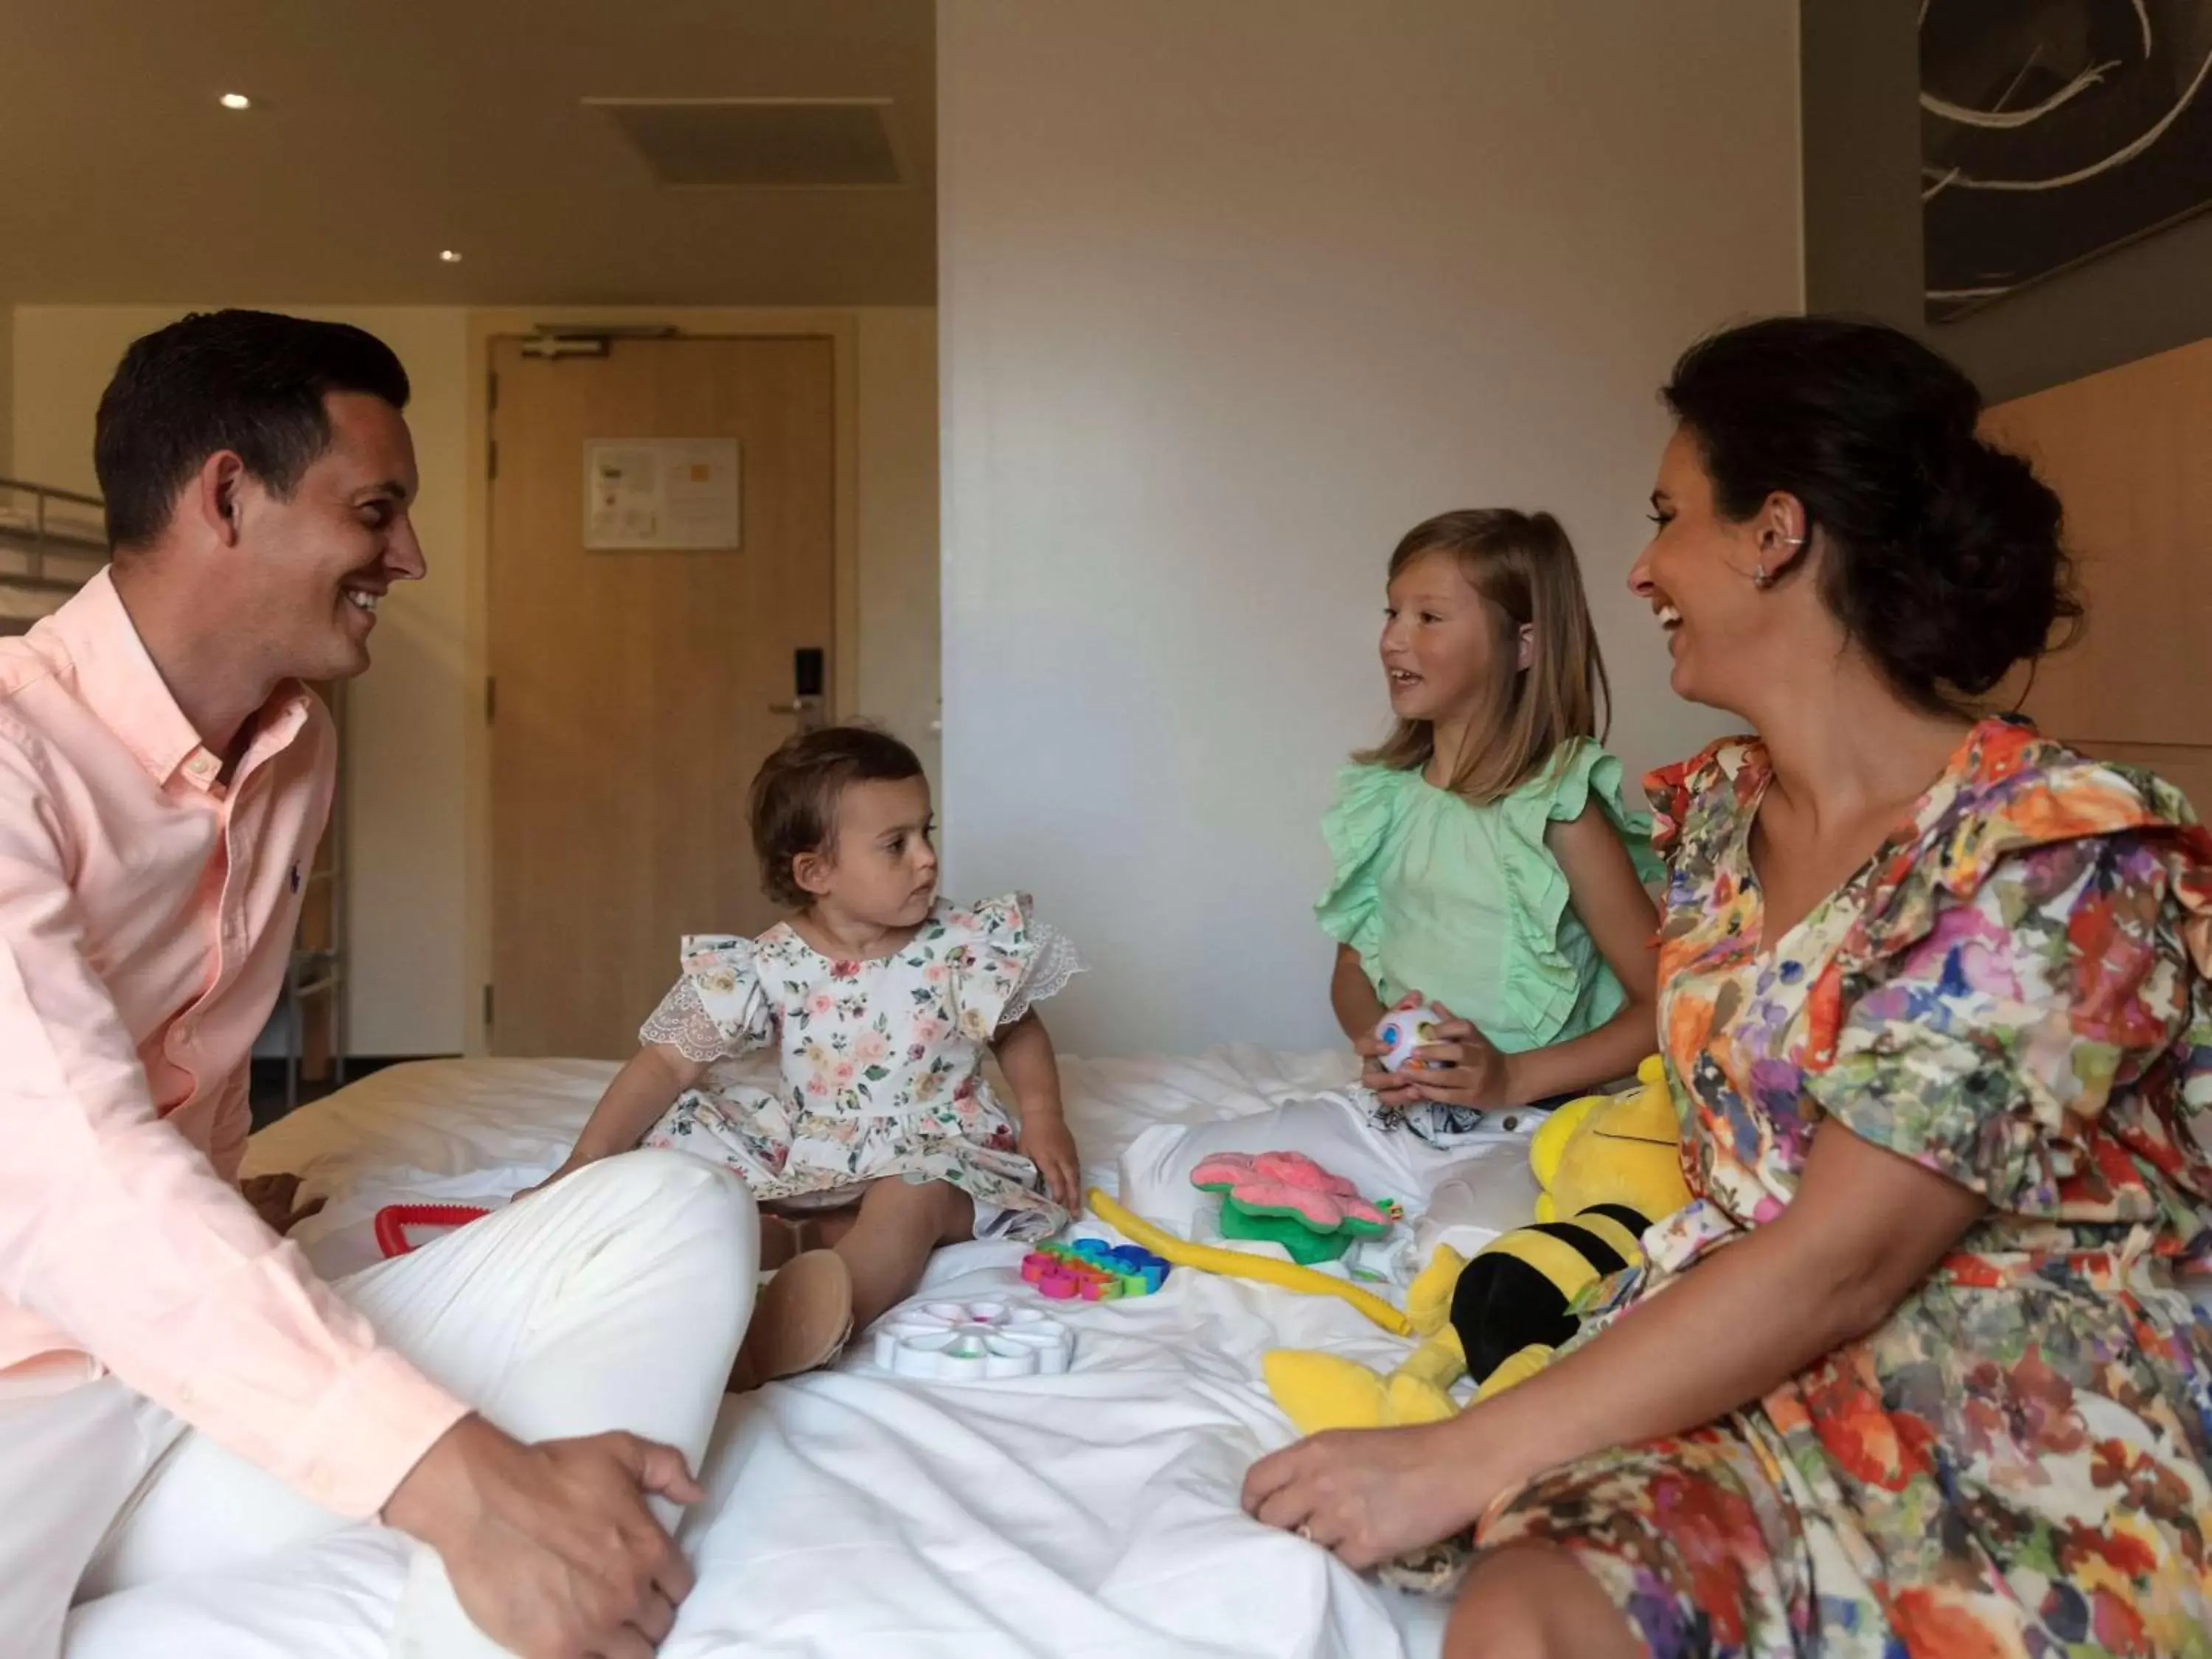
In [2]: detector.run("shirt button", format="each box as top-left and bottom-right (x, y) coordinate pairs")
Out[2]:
(178, 1382), (195, 1406)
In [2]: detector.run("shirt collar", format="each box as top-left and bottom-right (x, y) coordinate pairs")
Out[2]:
(46, 567), (311, 793)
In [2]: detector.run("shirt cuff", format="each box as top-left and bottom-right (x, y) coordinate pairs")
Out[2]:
(285, 1346), (470, 1519)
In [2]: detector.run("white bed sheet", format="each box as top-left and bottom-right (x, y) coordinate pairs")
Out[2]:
(65, 1049), (1545, 1659)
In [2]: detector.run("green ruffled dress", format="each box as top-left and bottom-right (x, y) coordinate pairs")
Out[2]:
(1317, 738), (1659, 1133)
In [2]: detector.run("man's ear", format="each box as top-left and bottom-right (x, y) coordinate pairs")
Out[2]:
(187, 451), (251, 548)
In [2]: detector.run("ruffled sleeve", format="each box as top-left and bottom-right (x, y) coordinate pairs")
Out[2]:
(944, 895), (1085, 1041)
(1806, 742), (2212, 1228)
(1315, 764), (1408, 982)
(1644, 736), (1759, 863)
(1528, 738), (1663, 883)
(639, 935), (774, 1065)
(1488, 740), (1663, 1040)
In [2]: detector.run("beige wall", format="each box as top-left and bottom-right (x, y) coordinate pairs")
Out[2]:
(939, 0), (1803, 1057)
(0, 312), (13, 473)
(10, 302), (939, 1055)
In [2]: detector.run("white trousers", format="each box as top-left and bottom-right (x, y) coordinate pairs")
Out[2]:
(0, 1150), (757, 1658)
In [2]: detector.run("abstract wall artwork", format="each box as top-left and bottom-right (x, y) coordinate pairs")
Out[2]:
(1921, 0), (2212, 320)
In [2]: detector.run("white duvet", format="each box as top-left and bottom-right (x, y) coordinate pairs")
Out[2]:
(66, 1050), (1544, 1659)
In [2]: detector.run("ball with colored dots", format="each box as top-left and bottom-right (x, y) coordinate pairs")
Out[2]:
(1373, 1011), (1442, 1072)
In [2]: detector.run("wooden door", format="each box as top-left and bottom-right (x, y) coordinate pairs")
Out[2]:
(1983, 338), (2212, 818)
(490, 335), (835, 1057)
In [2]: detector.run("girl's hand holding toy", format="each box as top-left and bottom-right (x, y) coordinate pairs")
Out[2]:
(1366, 995), (1517, 1113)
(1357, 993), (1432, 1109)
(1402, 1012), (1515, 1111)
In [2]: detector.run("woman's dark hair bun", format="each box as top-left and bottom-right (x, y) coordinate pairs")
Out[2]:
(1663, 315), (2080, 712)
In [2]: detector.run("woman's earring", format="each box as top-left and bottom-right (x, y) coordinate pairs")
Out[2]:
(1754, 532), (1803, 590)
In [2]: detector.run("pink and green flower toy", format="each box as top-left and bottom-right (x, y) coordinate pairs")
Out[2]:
(1189, 1150), (1391, 1266)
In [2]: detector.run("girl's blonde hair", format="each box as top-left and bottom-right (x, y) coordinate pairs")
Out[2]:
(1357, 508), (1611, 804)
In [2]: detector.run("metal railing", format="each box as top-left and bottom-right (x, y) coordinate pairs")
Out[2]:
(0, 476), (108, 596)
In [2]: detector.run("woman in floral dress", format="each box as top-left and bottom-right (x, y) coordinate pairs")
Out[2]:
(1245, 316), (2212, 1657)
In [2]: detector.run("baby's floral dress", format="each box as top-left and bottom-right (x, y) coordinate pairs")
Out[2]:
(640, 894), (1082, 1238)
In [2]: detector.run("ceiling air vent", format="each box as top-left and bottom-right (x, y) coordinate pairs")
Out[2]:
(587, 97), (902, 188)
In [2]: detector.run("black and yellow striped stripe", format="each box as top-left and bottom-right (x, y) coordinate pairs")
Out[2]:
(1447, 1203), (1651, 1385)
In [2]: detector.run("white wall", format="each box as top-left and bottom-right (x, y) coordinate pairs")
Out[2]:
(855, 309), (942, 789)
(939, 1), (1801, 1057)
(12, 303), (939, 1054)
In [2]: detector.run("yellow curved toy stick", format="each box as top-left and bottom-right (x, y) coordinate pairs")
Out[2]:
(1085, 1188), (1413, 1337)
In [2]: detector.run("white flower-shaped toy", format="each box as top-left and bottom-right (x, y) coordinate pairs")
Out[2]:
(871, 1299), (1074, 1380)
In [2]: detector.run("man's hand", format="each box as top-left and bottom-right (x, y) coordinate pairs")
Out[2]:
(240, 1171), (326, 1234)
(383, 1416), (704, 1659)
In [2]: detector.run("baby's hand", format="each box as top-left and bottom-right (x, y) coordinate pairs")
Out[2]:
(1020, 1110), (1082, 1216)
(241, 1172), (325, 1234)
(515, 1152), (594, 1201)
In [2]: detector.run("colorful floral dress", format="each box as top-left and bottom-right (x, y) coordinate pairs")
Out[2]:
(1476, 719), (2212, 1656)
(639, 894), (1082, 1238)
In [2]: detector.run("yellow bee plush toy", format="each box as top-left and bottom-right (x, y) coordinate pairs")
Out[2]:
(1264, 1056), (1691, 1433)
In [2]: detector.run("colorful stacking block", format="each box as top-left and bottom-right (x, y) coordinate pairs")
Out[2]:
(1020, 1237), (1170, 1300)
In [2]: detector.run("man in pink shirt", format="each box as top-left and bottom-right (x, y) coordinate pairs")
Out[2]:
(0, 310), (759, 1657)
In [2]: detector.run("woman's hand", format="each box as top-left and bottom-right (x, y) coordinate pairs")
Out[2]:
(1020, 1109), (1082, 1214)
(1245, 1121), (1989, 1574)
(1242, 1419), (1496, 1570)
(1409, 1015), (1517, 1111)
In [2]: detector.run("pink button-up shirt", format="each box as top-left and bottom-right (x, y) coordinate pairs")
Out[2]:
(0, 569), (464, 1517)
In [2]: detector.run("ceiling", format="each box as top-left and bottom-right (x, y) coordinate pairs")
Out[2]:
(0, 0), (936, 307)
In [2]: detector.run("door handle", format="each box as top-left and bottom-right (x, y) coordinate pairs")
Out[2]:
(768, 695), (827, 734)
(772, 649), (828, 731)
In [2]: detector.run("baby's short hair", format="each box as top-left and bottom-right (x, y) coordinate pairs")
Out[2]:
(749, 724), (926, 908)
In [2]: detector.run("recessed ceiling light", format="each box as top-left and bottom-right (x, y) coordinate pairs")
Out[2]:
(218, 92), (252, 111)
(439, 249), (464, 264)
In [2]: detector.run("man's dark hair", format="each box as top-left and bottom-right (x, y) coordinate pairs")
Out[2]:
(93, 309), (411, 551)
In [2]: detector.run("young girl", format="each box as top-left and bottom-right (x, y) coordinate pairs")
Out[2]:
(537, 725), (1084, 1385)
(1321, 508), (1660, 1142)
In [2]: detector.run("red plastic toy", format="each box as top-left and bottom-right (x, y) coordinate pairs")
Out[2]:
(373, 1203), (490, 1259)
